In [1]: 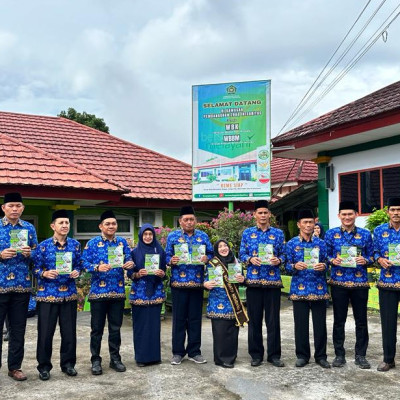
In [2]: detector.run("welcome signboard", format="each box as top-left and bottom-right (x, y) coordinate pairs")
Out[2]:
(192, 80), (271, 201)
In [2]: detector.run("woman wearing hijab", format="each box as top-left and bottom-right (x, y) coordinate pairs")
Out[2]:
(128, 224), (166, 367)
(313, 222), (325, 239)
(204, 239), (248, 368)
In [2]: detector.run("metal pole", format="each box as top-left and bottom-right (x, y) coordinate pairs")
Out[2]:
(228, 201), (234, 212)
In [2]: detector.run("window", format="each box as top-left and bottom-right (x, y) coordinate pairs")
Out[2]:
(339, 164), (400, 214)
(74, 215), (134, 240)
(138, 210), (162, 227)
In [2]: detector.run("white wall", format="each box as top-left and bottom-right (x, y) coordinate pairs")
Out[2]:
(328, 143), (400, 229)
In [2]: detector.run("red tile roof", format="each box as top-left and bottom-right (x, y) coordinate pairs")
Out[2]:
(0, 111), (316, 201)
(273, 80), (400, 145)
(271, 158), (317, 183)
(0, 112), (192, 200)
(0, 133), (124, 192)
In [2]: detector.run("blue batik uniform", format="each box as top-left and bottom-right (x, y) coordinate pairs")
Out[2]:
(373, 223), (400, 290)
(33, 237), (82, 302)
(204, 267), (235, 320)
(286, 236), (329, 301)
(0, 217), (38, 293)
(325, 226), (374, 288)
(82, 235), (132, 300)
(165, 229), (213, 288)
(239, 226), (285, 287)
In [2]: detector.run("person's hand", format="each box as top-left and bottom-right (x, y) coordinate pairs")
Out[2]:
(331, 257), (342, 266)
(355, 256), (367, 265)
(236, 274), (245, 283)
(122, 261), (134, 270)
(200, 255), (209, 264)
(43, 270), (59, 279)
(137, 269), (148, 277)
(249, 257), (262, 266)
(295, 262), (308, 271)
(270, 256), (281, 266)
(70, 270), (80, 279)
(98, 263), (111, 272)
(0, 248), (17, 259)
(20, 246), (32, 258)
(204, 281), (216, 290)
(155, 269), (165, 278)
(170, 255), (180, 265)
(313, 263), (326, 271)
(378, 257), (392, 269)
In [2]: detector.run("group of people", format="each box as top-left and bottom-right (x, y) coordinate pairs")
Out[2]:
(1, 192), (400, 383)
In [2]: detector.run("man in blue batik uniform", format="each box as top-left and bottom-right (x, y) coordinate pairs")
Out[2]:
(82, 210), (134, 375)
(0, 192), (38, 381)
(373, 197), (400, 372)
(165, 206), (213, 365)
(286, 209), (330, 369)
(325, 201), (374, 369)
(33, 209), (82, 381)
(239, 200), (285, 367)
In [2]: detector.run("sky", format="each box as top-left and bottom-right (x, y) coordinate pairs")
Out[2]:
(1, 0), (400, 163)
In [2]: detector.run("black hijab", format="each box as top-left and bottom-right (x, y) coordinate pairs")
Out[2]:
(213, 239), (235, 266)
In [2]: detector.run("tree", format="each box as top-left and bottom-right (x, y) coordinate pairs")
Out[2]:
(58, 107), (110, 133)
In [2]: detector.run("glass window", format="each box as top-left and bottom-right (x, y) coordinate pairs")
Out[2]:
(340, 173), (359, 210)
(360, 170), (380, 214)
(383, 166), (400, 205)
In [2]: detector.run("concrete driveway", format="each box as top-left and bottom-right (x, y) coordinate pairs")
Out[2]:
(0, 296), (398, 400)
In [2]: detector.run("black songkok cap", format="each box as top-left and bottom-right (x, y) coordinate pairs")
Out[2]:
(388, 197), (400, 207)
(180, 206), (195, 216)
(297, 209), (315, 221)
(51, 209), (69, 222)
(100, 210), (116, 223)
(3, 192), (23, 204)
(254, 200), (269, 210)
(339, 201), (357, 212)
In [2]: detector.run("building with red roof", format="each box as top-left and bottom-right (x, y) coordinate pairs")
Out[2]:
(1, 110), (317, 241)
(272, 80), (400, 228)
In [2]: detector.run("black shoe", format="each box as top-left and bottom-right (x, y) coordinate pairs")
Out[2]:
(39, 370), (50, 381)
(295, 358), (308, 368)
(216, 362), (234, 368)
(62, 366), (78, 376)
(136, 362), (146, 367)
(251, 358), (262, 367)
(316, 359), (331, 369)
(91, 361), (102, 375)
(270, 358), (285, 367)
(355, 355), (371, 369)
(332, 356), (346, 368)
(110, 360), (126, 372)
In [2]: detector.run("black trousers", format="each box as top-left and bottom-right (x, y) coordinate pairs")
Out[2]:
(246, 287), (281, 361)
(379, 288), (400, 363)
(293, 300), (327, 361)
(331, 285), (369, 357)
(90, 299), (124, 363)
(211, 319), (239, 365)
(36, 300), (77, 372)
(171, 288), (203, 357)
(0, 292), (29, 370)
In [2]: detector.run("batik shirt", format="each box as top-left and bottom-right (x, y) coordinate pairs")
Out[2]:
(128, 248), (166, 306)
(325, 226), (373, 289)
(0, 217), (38, 293)
(82, 235), (132, 300)
(204, 265), (235, 320)
(286, 235), (329, 301)
(239, 226), (285, 288)
(373, 222), (400, 290)
(33, 237), (82, 302)
(165, 229), (213, 288)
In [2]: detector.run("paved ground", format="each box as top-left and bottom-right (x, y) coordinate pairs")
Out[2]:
(0, 296), (399, 400)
